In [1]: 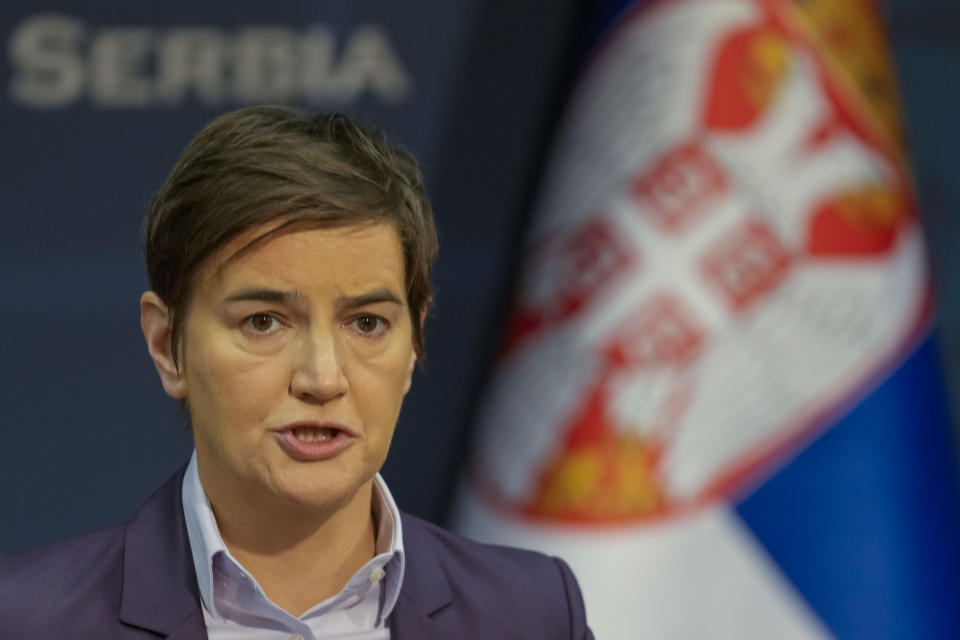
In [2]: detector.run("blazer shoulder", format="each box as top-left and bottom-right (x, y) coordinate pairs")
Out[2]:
(403, 512), (561, 580)
(0, 523), (126, 633)
(400, 513), (592, 639)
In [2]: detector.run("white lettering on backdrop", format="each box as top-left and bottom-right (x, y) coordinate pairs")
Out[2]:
(7, 14), (413, 109)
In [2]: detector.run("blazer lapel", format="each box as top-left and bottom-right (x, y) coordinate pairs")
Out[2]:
(114, 476), (462, 639)
(389, 591), (435, 639)
(389, 514), (454, 640)
(163, 609), (208, 640)
(118, 468), (207, 639)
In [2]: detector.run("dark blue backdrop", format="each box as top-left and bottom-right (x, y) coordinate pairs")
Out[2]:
(0, 0), (589, 552)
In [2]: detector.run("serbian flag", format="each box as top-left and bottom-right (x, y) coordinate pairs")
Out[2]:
(452, 0), (960, 637)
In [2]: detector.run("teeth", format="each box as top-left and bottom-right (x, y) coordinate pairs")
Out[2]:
(292, 426), (335, 443)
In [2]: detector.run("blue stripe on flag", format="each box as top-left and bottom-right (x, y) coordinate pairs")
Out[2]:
(736, 336), (960, 639)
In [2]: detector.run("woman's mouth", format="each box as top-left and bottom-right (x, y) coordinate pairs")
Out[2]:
(274, 423), (356, 461)
(291, 425), (337, 442)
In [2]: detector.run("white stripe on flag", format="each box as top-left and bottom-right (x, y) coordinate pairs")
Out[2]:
(453, 485), (833, 640)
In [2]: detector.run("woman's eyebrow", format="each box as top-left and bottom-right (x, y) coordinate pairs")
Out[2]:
(222, 288), (306, 305)
(337, 288), (404, 308)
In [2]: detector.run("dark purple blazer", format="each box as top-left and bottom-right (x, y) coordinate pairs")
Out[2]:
(0, 469), (593, 639)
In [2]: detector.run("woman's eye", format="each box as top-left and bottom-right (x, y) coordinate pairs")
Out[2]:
(350, 314), (387, 335)
(244, 313), (281, 334)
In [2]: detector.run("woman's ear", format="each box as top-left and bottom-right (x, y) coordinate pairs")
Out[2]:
(140, 291), (187, 399)
(404, 348), (416, 395)
(404, 301), (430, 395)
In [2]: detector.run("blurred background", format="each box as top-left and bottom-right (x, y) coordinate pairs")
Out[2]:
(2, 0), (959, 638)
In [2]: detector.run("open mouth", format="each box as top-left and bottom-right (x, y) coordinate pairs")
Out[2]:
(274, 423), (356, 461)
(291, 426), (338, 443)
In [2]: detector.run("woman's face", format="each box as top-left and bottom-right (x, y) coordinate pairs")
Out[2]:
(170, 222), (416, 515)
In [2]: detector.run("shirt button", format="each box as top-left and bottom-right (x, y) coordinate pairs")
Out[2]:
(369, 568), (386, 584)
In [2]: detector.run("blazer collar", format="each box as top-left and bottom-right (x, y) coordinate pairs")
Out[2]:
(118, 467), (207, 638)
(114, 469), (454, 639)
(390, 514), (454, 639)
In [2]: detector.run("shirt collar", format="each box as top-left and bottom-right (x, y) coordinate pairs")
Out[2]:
(181, 450), (405, 621)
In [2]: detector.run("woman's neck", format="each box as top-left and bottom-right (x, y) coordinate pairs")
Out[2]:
(206, 477), (378, 617)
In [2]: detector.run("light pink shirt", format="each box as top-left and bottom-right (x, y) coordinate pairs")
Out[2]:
(181, 453), (405, 640)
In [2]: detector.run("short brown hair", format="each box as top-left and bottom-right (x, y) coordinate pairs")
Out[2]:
(143, 105), (437, 365)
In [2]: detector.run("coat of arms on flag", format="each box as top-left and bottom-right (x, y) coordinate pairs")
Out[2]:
(454, 0), (946, 638)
